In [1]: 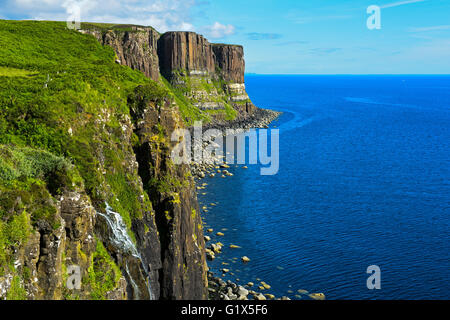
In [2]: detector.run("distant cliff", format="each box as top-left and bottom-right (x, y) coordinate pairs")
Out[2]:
(82, 26), (256, 123)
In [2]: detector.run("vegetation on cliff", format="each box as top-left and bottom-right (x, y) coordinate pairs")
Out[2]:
(0, 20), (208, 300)
(0, 16), (260, 299)
(0, 20), (153, 230)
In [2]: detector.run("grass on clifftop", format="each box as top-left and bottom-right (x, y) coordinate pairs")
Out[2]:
(80, 22), (159, 34)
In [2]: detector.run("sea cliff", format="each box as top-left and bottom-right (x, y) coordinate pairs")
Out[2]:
(0, 20), (278, 300)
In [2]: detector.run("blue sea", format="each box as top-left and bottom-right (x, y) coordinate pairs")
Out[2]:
(198, 75), (450, 300)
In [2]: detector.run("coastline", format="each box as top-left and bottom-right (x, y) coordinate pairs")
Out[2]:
(191, 107), (282, 179)
(191, 107), (325, 300)
(194, 107), (283, 300)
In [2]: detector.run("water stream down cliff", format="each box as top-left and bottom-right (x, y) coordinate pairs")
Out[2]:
(97, 204), (155, 300)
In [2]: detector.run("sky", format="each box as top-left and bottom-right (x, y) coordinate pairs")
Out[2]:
(1, 0), (449, 74)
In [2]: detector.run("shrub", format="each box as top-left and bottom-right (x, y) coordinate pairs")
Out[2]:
(0, 145), (73, 194)
(6, 276), (27, 300)
(88, 240), (122, 300)
(127, 81), (169, 121)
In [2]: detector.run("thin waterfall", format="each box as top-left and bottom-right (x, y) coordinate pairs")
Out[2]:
(97, 203), (155, 300)
(125, 263), (141, 300)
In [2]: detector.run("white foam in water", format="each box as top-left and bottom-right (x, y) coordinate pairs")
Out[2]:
(97, 203), (155, 300)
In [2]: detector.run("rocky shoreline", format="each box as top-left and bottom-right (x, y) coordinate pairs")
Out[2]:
(207, 272), (291, 301)
(202, 211), (324, 301)
(191, 108), (282, 179)
(193, 107), (283, 300)
(203, 107), (282, 131)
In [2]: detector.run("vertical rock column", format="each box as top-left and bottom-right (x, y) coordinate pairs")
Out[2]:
(158, 32), (215, 79)
(212, 44), (255, 115)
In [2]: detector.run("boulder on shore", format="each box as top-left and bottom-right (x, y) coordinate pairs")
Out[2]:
(309, 293), (326, 300)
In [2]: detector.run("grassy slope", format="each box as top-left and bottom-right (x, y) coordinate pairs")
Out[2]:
(0, 19), (238, 298)
(0, 20), (163, 298)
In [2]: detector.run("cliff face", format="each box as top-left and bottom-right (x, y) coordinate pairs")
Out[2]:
(85, 27), (256, 119)
(158, 32), (215, 79)
(0, 83), (207, 300)
(128, 86), (208, 299)
(0, 21), (256, 301)
(212, 44), (245, 83)
(82, 26), (160, 81)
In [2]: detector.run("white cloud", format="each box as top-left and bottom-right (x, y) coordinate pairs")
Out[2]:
(403, 39), (450, 62)
(409, 25), (450, 32)
(381, 0), (427, 9)
(7, 0), (197, 32)
(201, 21), (235, 39)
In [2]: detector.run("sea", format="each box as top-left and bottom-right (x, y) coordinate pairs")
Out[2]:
(198, 75), (450, 300)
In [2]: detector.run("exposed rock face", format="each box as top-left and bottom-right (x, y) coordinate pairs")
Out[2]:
(212, 44), (245, 83)
(157, 31), (255, 117)
(86, 28), (248, 87)
(87, 27), (256, 119)
(130, 90), (208, 300)
(0, 189), (129, 300)
(158, 32), (215, 79)
(81, 27), (160, 81)
(158, 32), (245, 84)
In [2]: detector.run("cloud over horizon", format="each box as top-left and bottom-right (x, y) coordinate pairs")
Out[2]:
(201, 21), (235, 39)
(381, 0), (427, 9)
(246, 32), (282, 40)
(4, 0), (199, 32)
(409, 25), (450, 32)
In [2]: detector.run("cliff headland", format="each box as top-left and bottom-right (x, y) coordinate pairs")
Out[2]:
(0, 20), (279, 300)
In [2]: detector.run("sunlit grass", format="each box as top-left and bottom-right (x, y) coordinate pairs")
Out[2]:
(0, 66), (38, 77)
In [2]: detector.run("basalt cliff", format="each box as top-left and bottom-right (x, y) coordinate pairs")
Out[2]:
(0, 21), (275, 300)
(83, 26), (258, 124)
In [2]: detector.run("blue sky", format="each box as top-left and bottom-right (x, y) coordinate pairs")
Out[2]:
(1, 0), (450, 74)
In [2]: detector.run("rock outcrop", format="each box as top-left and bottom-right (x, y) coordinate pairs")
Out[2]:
(129, 86), (208, 299)
(86, 27), (256, 119)
(81, 26), (160, 81)
(0, 187), (129, 300)
(212, 44), (245, 83)
(158, 32), (215, 79)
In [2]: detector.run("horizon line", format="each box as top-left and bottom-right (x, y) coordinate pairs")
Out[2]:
(245, 73), (450, 76)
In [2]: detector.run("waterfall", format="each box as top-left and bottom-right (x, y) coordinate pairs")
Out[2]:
(97, 203), (155, 300)
(125, 263), (141, 300)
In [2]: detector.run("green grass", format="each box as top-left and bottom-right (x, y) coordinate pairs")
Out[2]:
(80, 22), (159, 34)
(88, 240), (122, 300)
(160, 76), (210, 125)
(205, 103), (238, 121)
(0, 66), (38, 77)
(164, 69), (239, 122)
(6, 276), (27, 300)
(0, 145), (78, 191)
(0, 20), (163, 281)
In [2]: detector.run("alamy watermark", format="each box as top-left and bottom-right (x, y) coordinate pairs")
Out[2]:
(366, 265), (381, 290)
(65, 1), (81, 30)
(367, 5), (381, 30)
(66, 265), (81, 290)
(171, 122), (280, 176)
